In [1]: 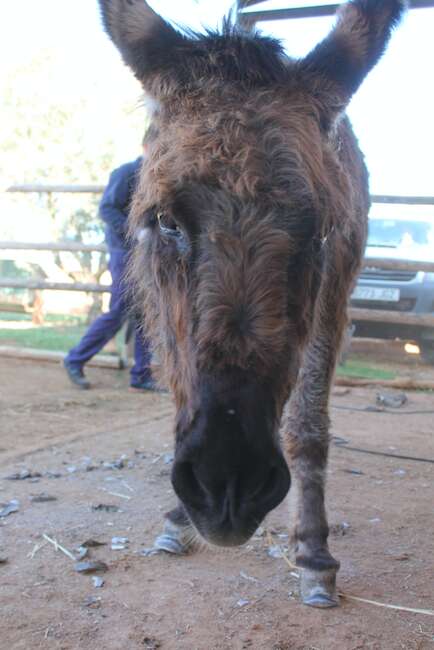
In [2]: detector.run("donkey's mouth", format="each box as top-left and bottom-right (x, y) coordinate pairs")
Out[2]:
(184, 510), (261, 548)
(172, 457), (291, 548)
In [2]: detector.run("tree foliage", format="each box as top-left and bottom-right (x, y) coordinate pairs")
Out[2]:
(1, 48), (145, 319)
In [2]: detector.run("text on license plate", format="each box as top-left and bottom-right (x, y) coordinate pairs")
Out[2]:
(352, 286), (400, 302)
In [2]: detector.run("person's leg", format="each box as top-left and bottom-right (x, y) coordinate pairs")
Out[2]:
(65, 252), (127, 383)
(66, 305), (124, 367)
(130, 326), (154, 388)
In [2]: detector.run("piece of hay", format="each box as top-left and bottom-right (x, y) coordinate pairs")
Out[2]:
(42, 534), (76, 561)
(339, 593), (434, 616)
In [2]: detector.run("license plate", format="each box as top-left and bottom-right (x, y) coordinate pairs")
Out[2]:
(352, 286), (400, 302)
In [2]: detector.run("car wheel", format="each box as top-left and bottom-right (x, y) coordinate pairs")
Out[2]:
(419, 341), (434, 365)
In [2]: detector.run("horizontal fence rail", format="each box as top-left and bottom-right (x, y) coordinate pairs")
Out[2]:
(7, 185), (434, 206)
(348, 308), (434, 328)
(2, 248), (434, 328)
(2, 244), (434, 273)
(363, 258), (434, 274)
(239, 0), (434, 23)
(7, 184), (105, 194)
(0, 279), (110, 293)
(370, 195), (434, 205)
(0, 241), (107, 253)
(2, 187), (434, 332)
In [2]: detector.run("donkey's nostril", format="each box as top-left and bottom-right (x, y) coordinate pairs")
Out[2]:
(249, 463), (290, 514)
(183, 463), (199, 491)
(172, 461), (204, 507)
(258, 466), (280, 499)
(248, 465), (280, 499)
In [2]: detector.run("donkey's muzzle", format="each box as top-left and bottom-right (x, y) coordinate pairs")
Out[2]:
(171, 448), (290, 547)
(171, 371), (290, 545)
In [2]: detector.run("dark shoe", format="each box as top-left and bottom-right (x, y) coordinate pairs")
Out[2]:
(63, 359), (91, 390)
(129, 379), (167, 393)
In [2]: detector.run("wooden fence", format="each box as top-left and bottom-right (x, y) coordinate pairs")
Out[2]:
(2, 185), (434, 328)
(0, 241), (109, 294)
(3, 184), (109, 294)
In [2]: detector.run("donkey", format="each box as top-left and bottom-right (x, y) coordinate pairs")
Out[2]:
(99, 0), (406, 607)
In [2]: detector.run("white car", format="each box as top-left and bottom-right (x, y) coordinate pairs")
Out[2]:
(351, 207), (434, 363)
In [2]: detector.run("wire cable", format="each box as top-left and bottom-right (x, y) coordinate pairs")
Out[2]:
(331, 404), (434, 416)
(333, 438), (434, 464)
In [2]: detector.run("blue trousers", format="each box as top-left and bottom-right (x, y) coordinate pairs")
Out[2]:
(66, 250), (152, 384)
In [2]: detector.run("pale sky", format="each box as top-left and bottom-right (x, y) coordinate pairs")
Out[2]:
(1, 0), (433, 196)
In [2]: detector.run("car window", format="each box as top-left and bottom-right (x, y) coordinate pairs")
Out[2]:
(367, 219), (434, 248)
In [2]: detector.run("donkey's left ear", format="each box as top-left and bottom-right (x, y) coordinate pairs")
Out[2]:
(99, 0), (189, 96)
(299, 0), (408, 124)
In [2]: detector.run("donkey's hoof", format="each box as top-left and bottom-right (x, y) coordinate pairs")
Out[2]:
(153, 516), (194, 555)
(303, 590), (339, 608)
(153, 533), (186, 555)
(300, 568), (339, 608)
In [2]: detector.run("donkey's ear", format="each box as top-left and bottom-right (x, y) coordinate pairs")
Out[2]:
(99, 0), (188, 95)
(299, 0), (407, 123)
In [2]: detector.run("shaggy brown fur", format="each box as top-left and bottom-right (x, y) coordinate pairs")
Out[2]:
(129, 86), (368, 414)
(99, 0), (406, 604)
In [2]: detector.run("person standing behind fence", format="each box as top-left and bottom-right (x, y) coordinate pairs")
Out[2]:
(64, 129), (157, 391)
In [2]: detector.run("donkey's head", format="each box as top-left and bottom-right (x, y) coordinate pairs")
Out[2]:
(99, 0), (406, 546)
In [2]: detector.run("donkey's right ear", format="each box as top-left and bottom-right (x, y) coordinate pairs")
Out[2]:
(99, 0), (188, 96)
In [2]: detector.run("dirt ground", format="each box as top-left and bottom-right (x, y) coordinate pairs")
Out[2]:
(0, 356), (433, 650)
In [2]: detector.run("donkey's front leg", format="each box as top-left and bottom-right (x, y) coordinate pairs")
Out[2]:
(283, 235), (359, 606)
(283, 339), (342, 607)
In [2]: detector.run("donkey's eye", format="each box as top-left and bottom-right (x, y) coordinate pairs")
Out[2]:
(157, 211), (182, 237)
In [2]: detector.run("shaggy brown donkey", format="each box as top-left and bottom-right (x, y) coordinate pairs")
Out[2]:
(99, 0), (406, 607)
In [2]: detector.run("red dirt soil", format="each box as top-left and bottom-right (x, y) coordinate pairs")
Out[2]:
(0, 358), (433, 650)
